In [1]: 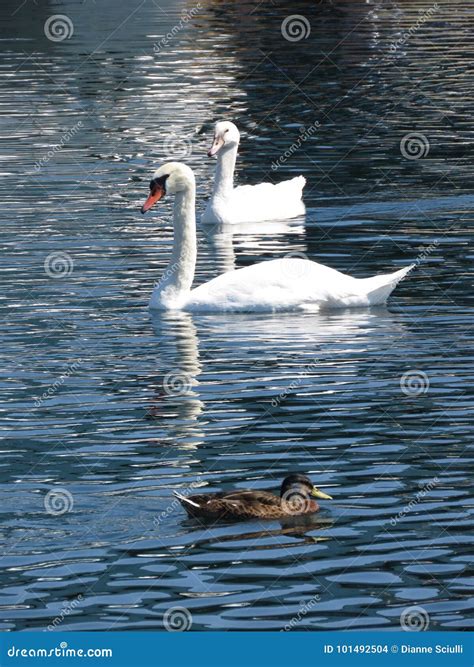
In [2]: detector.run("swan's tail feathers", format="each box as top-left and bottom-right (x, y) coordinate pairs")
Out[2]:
(280, 175), (306, 194)
(173, 491), (200, 511)
(293, 175), (306, 194)
(363, 263), (415, 305)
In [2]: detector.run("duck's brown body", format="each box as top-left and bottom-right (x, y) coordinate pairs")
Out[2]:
(175, 489), (320, 521)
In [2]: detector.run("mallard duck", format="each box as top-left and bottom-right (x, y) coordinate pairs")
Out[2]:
(173, 473), (332, 521)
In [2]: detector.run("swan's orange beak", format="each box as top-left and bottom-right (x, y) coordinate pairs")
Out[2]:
(141, 183), (165, 214)
(208, 135), (224, 158)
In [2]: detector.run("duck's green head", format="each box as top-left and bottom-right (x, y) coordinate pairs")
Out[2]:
(280, 473), (332, 500)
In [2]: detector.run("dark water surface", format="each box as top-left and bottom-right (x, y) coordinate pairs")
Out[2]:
(0, 0), (473, 631)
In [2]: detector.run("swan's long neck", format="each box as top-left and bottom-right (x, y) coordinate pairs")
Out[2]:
(154, 185), (196, 307)
(212, 144), (237, 198)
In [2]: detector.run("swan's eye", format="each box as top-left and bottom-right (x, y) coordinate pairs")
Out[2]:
(150, 175), (169, 190)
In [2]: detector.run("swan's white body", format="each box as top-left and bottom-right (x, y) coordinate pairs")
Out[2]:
(177, 258), (413, 313)
(202, 121), (306, 224)
(143, 163), (414, 313)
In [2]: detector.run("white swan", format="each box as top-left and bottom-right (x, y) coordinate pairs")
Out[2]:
(141, 162), (414, 313)
(201, 121), (306, 224)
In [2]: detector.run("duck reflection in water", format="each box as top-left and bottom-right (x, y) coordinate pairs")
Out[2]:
(181, 513), (334, 546)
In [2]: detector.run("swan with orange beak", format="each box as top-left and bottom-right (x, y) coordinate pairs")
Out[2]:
(141, 174), (168, 214)
(202, 120), (306, 224)
(138, 162), (414, 312)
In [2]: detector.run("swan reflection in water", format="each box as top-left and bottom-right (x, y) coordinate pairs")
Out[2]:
(201, 218), (306, 275)
(147, 310), (204, 443)
(146, 305), (406, 433)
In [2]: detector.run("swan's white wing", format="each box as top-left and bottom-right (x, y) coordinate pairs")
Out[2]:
(186, 259), (350, 313)
(233, 175), (305, 200)
(203, 177), (306, 224)
(184, 259), (414, 313)
(230, 176), (306, 222)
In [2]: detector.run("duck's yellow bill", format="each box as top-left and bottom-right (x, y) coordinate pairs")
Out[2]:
(311, 487), (332, 500)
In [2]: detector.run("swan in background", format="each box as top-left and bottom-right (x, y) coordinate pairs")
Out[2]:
(202, 121), (306, 224)
(141, 162), (414, 313)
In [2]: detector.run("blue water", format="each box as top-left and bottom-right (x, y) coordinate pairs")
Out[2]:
(0, 0), (472, 632)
